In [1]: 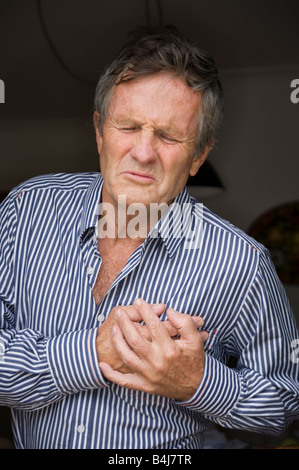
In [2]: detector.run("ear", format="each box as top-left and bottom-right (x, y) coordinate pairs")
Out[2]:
(93, 111), (103, 154)
(189, 144), (213, 177)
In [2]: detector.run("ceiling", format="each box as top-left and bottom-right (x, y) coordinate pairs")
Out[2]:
(1, 0), (299, 120)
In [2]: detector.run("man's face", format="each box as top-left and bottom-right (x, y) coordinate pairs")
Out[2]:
(94, 73), (209, 209)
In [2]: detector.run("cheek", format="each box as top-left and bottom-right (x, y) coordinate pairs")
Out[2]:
(105, 134), (134, 161)
(99, 141), (120, 168)
(157, 164), (189, 202)
(162, 152), (192, 183)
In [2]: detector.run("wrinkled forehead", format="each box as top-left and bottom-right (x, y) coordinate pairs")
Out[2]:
(107, 73), (202, 125)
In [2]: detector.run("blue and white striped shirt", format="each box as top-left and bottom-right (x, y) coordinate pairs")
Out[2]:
(0, 172), (298, 449)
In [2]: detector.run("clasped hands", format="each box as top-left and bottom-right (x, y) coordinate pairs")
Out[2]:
(96, 299), (208, 402)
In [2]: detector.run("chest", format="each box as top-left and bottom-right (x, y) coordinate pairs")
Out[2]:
(92, 247), (133, 305)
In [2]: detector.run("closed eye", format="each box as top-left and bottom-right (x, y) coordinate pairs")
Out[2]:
(158, 133), (180, 144)
(120, 126), (140, 133)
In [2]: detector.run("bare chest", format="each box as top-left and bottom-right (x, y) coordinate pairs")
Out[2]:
(92, 250), (131, 305)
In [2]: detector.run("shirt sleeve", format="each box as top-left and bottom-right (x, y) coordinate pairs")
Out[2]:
(0, 191), (109, 412)
(176, 249), (299, 435)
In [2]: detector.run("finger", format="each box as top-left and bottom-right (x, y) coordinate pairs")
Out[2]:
(99, 361), (134, 384)
(161, 321), (180, 337)
(121, 302), (165, 322)
(134, 322), (153, 341)
(162, 316), (206, 339)
(199, 330), (209, 342)
(190, 315), (205, 329)
(134, 298), (171, 342)
(151, 303), (166, 315)
(99, 361), (150, 393)
(166, 308), (201, 341)
(111, 320), (144, 369)
(115, 308), (153, 358)
(135, 320), (179, 340)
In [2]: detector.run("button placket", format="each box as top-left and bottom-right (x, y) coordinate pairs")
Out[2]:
(86, 266), (94, 275)
(97, 313), (105, 324)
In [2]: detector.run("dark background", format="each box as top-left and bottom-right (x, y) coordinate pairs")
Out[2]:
(0, 0), (298, 449)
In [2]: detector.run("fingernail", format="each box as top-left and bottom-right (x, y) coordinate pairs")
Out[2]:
(112, 325), (117, 335)
(134, 298), (142, 307)
(167, 308), (178, 315)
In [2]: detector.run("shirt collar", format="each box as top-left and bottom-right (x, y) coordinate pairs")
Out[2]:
(147, 186), (195, 258)
(80, 173), (103, 241)
(79, 173), (195, 258)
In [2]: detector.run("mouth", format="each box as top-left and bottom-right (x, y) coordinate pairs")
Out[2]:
(122, 171), (156, 183)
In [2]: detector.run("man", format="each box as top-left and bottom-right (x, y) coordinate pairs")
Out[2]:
(0, 26), (298, 449)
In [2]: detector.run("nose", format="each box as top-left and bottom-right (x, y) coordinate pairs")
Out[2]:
(130, 130), (158, 164)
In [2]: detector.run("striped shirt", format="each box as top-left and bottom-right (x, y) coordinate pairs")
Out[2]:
(0, 172), (298, 449)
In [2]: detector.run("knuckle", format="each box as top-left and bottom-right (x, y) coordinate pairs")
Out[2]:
(147, 383), (158, 395)
(148, 317), (159, 331)
(155, 360), (164, 374)
(130, 336), (141, 350)
(110, 306), (121, 320)
(164, 347), (176, 362)
(153, 355), (170, 376)
(118, 377), (129, 388)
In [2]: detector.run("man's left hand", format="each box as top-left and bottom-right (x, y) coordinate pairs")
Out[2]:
(99, 298), (206, 401)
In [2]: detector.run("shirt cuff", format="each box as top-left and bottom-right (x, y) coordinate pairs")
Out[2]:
(47, 327), (109, 394)
(175, 354), (241, 416)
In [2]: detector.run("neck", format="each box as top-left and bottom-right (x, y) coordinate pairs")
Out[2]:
(97, 198), (150, 247)
(98, 189), (169, 245)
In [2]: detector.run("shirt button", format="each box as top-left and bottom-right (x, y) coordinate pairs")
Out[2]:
(97, 313), (105, 323)
(77, 424), (85, 433)
(87, 266), (94, 275)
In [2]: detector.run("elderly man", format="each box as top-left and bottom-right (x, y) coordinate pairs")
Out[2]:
(0, 26), (298, 449)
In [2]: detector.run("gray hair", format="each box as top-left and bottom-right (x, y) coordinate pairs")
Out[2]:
(94, 25), (224, 155)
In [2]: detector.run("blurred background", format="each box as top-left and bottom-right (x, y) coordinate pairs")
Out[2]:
(0, 0), (298, 449)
